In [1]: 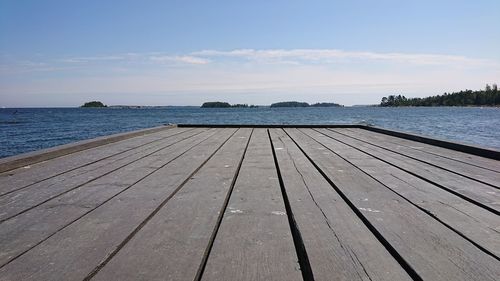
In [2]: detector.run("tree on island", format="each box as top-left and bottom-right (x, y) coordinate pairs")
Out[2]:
(311, 102), (342, 107)
(270, 101), (343, 108)
(201, 102), (231, 108)
(81, 101), (107, 108)
(380, 84), (500, 107)
(201, 102), (257, 108)
(270, 101), (310, 108)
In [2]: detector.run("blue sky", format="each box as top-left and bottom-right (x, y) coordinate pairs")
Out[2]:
(1, 0), (499, 106)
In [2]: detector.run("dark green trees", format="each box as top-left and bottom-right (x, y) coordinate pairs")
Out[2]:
(201, 102), (231, 108)
(81, 101), (107, 108)
(380, 85), (500, 107)
(270, 101), (310, 107)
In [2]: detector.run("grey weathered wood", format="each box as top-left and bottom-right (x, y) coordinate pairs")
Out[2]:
(0, 129), (236, 281)
(0, 125), (177, 173)
(354, 128), (500, 172)
(201, 129), (302, 281)
(335, 128), (500, 186)
(302, 128), (500, 258)
(0, 128), (219, 267)
(0, 126), (193, 193)
(361, 125), (500, 160)
(317, 128), (500, 214)
(0, 125), (499, 281)
(0, 128), (208, 221)
(91, 128), (252, 281)
(270, 129), (412, 281)
(286, 128), (500, 281)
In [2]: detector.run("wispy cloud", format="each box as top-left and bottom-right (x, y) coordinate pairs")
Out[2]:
(2, 48), (499, 106)
(192, 49), (495, 66)
(149, 55), (210, 65)
(3, 48), (497, 75)
(59, 55), (125, 63)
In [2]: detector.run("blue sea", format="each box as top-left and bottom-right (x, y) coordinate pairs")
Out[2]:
(1, 106), (499, 159)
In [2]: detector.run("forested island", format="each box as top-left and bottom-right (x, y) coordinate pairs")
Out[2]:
(310, 102), (343, 107)
(81, 101), (107, 108)
(270, 101), (343, 108)
(201, 102), (258, 108)
(380, 84), (500, 107)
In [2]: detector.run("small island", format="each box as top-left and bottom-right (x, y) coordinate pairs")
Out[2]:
(201, 102), (258, 108)
(270, 101), (343, 108)
(380, 84), (499, 107)
(81, 101), (107, 108)
(310, 102), (342, 107)
(270, 101), (309, 108)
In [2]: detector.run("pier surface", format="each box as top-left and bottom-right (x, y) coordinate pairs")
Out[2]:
(0, 125), (499, 280)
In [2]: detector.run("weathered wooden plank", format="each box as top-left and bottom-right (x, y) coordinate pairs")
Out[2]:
(0, 126), (193, 193)
(317, 129), (500, 214)
(0, 128), (218, 267)
(335, 128), (500, 187)
(201, 129), (302, 281)
(361, 125), (500, 160)
(269, 129), (412, 281)
(302, 128), (500, 258)
(285, 128), (500, 281)
(0, 128), (236, 281)
(354, 128), (500, 172)
(90, 128), (253, 281)
(0, 128), (208, 222)
(0, 125), (177, 173)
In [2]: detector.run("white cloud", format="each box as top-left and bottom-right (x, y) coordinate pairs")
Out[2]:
(192, 48), (495, 66)
(149, 55), (210, 65)
(59, 55), (125, 63)
(2, 48), (499, 106)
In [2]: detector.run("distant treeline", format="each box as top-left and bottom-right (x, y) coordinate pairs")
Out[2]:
(201, 102), (258, 108)
(81, 101), (107, 108)
(380, 84), (500, 107)
(270, 101), (342, 108)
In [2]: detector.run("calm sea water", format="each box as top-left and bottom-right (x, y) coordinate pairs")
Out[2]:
(1, 106), (499, 159)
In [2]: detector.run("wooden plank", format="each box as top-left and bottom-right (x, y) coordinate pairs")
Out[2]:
(349, 128), (500, 172)
(285, 128), (500, 281)
(0, 128), (236, 280)
(0, 126), (193, 193)
(0, 128), (218, 267)
(0, 125), (177, 173)
(0, 128), (208, 222)
(201, 129), (302, 281)
(335, 128), (500, 186)
(318, 129), (500, 215)
(302, 128), (500, 258)
(90, 128), (253, 281)
(0, 128), (202, 199)
(361, 125), (500, 160)
(269, 129), (412, 281)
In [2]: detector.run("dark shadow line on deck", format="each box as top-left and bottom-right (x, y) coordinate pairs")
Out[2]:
(268, 129), (315, 281)
(177, 124), (364, 129)
(193, 128), (254, 281)
(0, 129), (212, 224)
(176, 124), (500, 160)
(283, 129), (424, 281)
(83, 128), (240, 281)
(329, 128), (499, 189)
(304, 129), (500, 262)
(0, 128), (200, 197)
(343, 128), (500, 174)
(313, 128), (500, 216)
(360, 126), (500, 161)
(0, 129), (220, 269)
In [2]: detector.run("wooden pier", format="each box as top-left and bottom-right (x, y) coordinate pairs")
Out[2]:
(0, 125), (498, 281)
